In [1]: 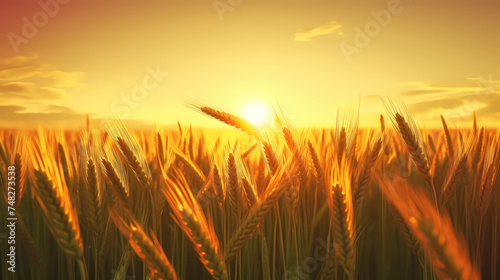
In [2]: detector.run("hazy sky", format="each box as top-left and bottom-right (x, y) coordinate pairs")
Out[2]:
(0, 0), (499, 129)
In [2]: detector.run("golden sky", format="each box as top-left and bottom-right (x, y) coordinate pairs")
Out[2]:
(0, 0), (499, 129)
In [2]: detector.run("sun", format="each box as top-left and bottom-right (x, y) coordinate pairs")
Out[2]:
(242, 103), (268, 126)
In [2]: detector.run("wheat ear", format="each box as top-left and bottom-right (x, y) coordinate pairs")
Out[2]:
(471, 127), (484, 170)
(174, 149), (206, 183)
(34, 170), (84, 260)
(157, 132), (165, 163)
(117, 136), (151, 187)
(162, 169), (229, 280)
(111, 211), (179, 280)
(331, 182), (356, 278)
(102, 158), (130, 211)
(353, 139), (382, 208)
(441, 115), (454, 158)
(263, 141), (279, 175)
(241, 177), (257, 208)
(394, 113), (432, 183)
(308, 140), (324, 189)
(84, 158), (103, 238)
(224, 165), (291, 262)
(283, 127), (307, 185)
(385, 182), (480, 280)
(441, 155), (467, 206)
(337, 128), (347, 164)
(191, 104), (261, 140)
(227, 153), (240, 213)
(13, 153), (25, 208)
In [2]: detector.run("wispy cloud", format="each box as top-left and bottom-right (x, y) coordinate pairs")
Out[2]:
(294, 21), (342, 42)
(401, 77), (500, 124)
(0, 55), (84, 101)
(0, 105), (84, 128)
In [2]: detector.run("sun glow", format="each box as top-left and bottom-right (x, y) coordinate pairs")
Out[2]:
(242, 103), (268, 126)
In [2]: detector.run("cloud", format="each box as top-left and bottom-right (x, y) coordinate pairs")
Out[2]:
(401, 77), (500, 124)
(0, 105), (85, 128)
(0, 82), (67, 99)
(294, 21), (342, 42)
(0, 55), (84, 101)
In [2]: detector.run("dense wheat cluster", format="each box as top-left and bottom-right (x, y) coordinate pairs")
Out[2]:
(1, 102), (499, 280)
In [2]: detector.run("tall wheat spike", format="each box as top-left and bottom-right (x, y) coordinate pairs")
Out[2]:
(33, 169), (85, 258)
(106, 119), (152, 188)
(29, 132), (85, 263)
(307, 140), (324, 188)
(382, 98), (432, 185)
(83, 158), (104, 238)
(188, 103), (262, 140)
(328, 158), (356, 278)
(263, 141), (279, 175)
(227, 153), (240, 213)
(441, 115), (454, 158)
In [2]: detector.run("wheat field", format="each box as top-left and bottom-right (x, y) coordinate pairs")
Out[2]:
(1, 102), (498, 280)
